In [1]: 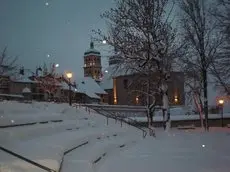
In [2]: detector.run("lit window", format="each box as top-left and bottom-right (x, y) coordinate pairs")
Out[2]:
(136, 96), (139, 104)
(114, 97), (117, 104)
(84, 64), (86, 67)
(90, 63), (92, 66)
(174, 95), (178, 103)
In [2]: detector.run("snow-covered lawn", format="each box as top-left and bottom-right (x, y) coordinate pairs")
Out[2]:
(1, 101), (230, 172)
(126, 113), (230, 122)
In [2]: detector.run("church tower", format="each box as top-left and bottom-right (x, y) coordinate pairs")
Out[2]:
(83, 41), (102, 80)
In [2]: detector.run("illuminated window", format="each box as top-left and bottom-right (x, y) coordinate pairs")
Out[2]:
(136, 96), (139, 104)
(174, 95), (178, 103)
(114, 97), (117, 104)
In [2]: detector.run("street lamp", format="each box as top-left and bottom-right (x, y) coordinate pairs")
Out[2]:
(66, 72), (73, 106)
(218, 99), (224, 127)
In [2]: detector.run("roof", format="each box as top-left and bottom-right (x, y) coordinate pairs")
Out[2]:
(61, 82), (77, 92)
(11, 74), (37, 83)
(100, 64), (135, 90)
(22, 87), (31, 93)
(76, 77), (107, 99)
(84, 42), (100, 56)
(100, 61), (183, 90)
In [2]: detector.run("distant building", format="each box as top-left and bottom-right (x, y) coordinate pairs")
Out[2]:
(76, 77), (108, 104)
(83, 42), (102, 81)
(100, 60), (185, 106)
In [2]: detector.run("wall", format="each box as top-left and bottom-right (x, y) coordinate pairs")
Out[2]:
(114, 72), (185, 106)
(9, 82), (31, 95)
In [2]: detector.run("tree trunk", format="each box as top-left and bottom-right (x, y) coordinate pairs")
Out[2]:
(161, 82), (170, 131)
(202, 69), (209, 131)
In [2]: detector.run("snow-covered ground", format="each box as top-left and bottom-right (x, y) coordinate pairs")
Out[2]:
(1, 101), (230, 172)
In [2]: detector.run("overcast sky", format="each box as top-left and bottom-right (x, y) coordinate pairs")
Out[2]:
(0, 0), (114, 78)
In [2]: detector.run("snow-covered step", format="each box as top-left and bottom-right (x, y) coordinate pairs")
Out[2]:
(0, 113), (65, 127)
(177, 125), (196, 130)
(61, 136), (128, 172)
(1, 130), (116, 172)
(0, 120), (89, 143)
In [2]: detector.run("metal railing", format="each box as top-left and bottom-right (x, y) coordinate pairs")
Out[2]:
(84, 104), (156, 138)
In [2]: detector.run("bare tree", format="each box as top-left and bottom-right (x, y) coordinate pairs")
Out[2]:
(33, 63), (61, 101)
(210, 0), (230, 96)
(94, 0), (178, 132)
(0, 47), (18, 76)
(178, 0), (223, 131)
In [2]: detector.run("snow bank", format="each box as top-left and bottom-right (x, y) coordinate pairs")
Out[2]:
(126, 113), (230, 122)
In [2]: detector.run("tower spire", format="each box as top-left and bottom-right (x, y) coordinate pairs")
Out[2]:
(90, 36), (94, 49)
(90, 41), (94, 49)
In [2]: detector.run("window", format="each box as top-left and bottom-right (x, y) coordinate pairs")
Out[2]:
(123, 79), (128, 89)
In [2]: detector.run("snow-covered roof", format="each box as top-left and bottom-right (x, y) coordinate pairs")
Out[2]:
(22, 87), (31, 93)
(100, 62), (183, 90)
(84, 42), (100, 56)
(11, 74), (37, 83)
(100, 67), (114, 90)
(76, 77), (107, 99)
(61, 82), (77, 92)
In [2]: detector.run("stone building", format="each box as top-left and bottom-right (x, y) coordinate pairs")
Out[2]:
(100, 54), (185, 106)
(83, 42), (102, 81)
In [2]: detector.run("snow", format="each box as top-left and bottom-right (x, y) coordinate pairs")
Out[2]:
(1, 101), (230, 172)
(76, 77), (107, 99)
(98, 130), (230, 172)
(22, 87), (31, 93)
(60, 82), (76, 92)
(126, 113), (230, 122)
(11, 74), (36, 84)
(0, 94), (24, 98)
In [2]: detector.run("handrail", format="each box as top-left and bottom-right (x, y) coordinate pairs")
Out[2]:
(101, 110), (147, 138)
(0, 146), (56, 172)
(85, 105), (148, 138)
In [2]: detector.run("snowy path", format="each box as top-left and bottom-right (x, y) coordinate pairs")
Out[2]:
(0, 101), (142, 172)
(98, 130), (230, 172)
(1, 101), (230, 172)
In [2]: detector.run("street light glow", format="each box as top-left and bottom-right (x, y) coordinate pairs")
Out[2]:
(55, 64), (59, 68)
(105, 70), (108, 73)
(218, 99), (224, 105)
(102, 40), (107, 44)
(66, 72), (73, 79)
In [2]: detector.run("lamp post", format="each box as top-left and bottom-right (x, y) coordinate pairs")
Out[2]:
(66, 72), (73, 106)
(218, 99), (224, 127)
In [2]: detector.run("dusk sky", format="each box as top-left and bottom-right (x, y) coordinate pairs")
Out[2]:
(0, 0), (114, 78)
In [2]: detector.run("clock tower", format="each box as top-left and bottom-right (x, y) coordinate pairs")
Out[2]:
(83, 42), (102, 81)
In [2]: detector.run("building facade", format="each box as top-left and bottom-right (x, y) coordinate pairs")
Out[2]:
(83, 42), (102, 80)
(113, 72), (185, 106)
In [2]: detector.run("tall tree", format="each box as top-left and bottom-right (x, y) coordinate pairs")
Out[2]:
(0, 47), (18, 76)
(95, 0), (178, 132)
(178, 0), (223, 130)
(210, 0), (230, 95)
